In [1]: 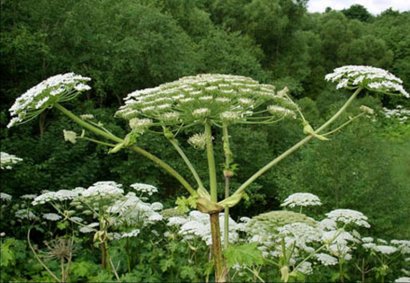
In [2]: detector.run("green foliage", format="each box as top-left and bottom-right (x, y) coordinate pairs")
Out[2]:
(1, 1), (409, 281)
(224, 243), (264, 268)
(342, 4), (374, 22)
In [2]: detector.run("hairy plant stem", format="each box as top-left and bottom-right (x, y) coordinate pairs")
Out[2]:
(231, 87), (362, 198)
(222, 125), (233, 249)
(100, 242), (108, 269)
(210, 212), (227, 282)
(54, 103), (196, 196)
(205, 122), (218, 202)
(205, 121), (227, 282)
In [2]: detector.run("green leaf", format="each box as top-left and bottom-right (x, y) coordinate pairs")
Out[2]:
(70, 261), (99, 278)
(175, 195), (197, 213)
(0, 239), (15, 267)
(160, 258), (174, 272)
(224, 243), (264, 268)
(56, 221), (69, 230)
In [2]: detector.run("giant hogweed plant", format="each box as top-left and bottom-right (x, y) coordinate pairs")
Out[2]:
(7, 66), (409, 282)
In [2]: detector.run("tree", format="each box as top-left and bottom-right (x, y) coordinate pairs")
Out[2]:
(342, 4), (373, 22)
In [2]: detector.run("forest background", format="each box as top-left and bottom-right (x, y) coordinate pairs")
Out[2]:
(1, 0), (409, 239)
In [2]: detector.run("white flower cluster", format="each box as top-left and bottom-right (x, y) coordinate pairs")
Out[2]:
(277, 222), (322, 254)
(32, 188), (84, 205)
(43, 213), (62, 221)
(81, 181), (124, 198)
(15, 209), (38, 220)
(325, 65), (409, 97)
(242, 202), (371, 271)
(167, 210), (241, 245)
(0, 192), (12, 201)
(323, 230), (359, 260)
(8, 73), (91, 128)
(363, 238), (410, 255)
(325, 209), (370, 228)
(383, 105), (410, 123)
(315, 253), (338, 266)
(372, 245), (398, 255)
(391, 240), (410, 254)
(130, 183), (158, 196)
(116, 74), (297, 127)
(281, 192), (322, 208)
(0, 152), (23, 170)
(108, 192), (163, 226)
(79, 222), (99, 233)
(119, 229), (140, 239)
(187, 133), (207, 150)
(20, 194), (37, 200)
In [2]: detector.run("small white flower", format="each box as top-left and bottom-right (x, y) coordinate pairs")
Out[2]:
(325, 65), (409, 97)
(325, 209), (370, 228)
(81, 181), (124, 198)
(363, 243), (376, 250)
(129, 118), (153, 132)
(148, 213), (163, 222)
(80, 114), (95, 120)
(151, 202), (163, 211)
(43, 213), (62, 221)
(69, 216), (84, 223)
(395, 277), (410, 283)
(63, 130), (78, 144)
(120, 229), (140, 238)
(360, 105), (375, 115)
(295, 261), (313, 275)
(220, 111), (242, 123)
(20, 194), (38, 200)
(281, 193), (322, 208)
(0, 192), (12, 201)
(15, 209), (37, 220)
(130, 183), (158, 196)
(1, 152), (23, 170)
(32, 188), (84, 205)
(372, 245), (398, 255)
(79, 222), (99, 233)
(361, 237), (374, 243)
(188, 133), (207, 150)
(315, 253), (338, 266)
(168, 210), (240, 245)
(192, 108), (210, 118)
(267, 105), (296, 119)
(161, 112), (180, 123)
(7, 73), (91, 128)
(391, 240), (410, 254)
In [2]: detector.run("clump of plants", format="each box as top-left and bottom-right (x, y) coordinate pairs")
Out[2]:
(4, 65), (409, 282)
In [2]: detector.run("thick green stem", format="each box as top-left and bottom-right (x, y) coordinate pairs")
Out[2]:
(205, 122), (227, 282)
(232, 88), (361, 197)
(55, 103), (196, 196)
(210, 213), (227, 282)
(55, 103), (122, 143)
(205, 122), (218, 202)
(167, 136), (205, 190)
